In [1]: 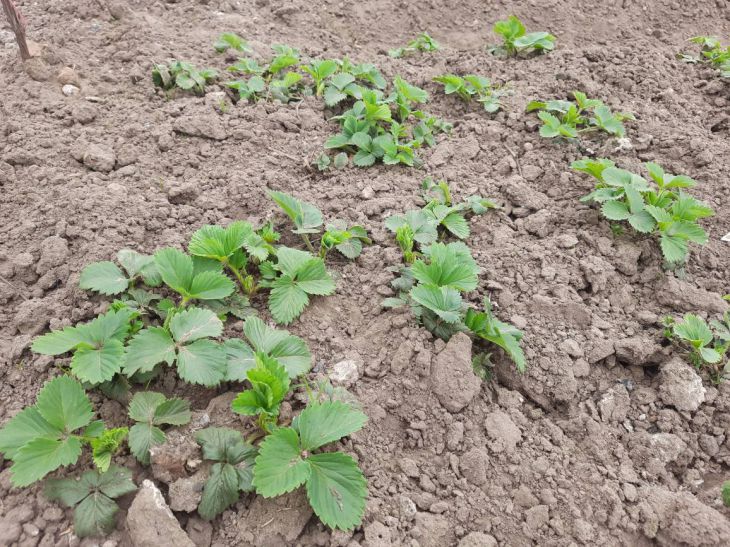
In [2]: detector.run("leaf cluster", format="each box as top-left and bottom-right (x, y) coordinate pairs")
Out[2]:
(389, 32), (440, 59)
(666, 312), (730, 381)
(226, 44), (304, 103)
(491, 15), (555, 56)
(127, 391), (191, 464)
(152, 60), (218, 96)
(433, 74), (508, 113)
(690, 36), (730, 78)
(527, 91), (634, 139)
(214, 32), (251, 54)
(573, 160), (714, 265)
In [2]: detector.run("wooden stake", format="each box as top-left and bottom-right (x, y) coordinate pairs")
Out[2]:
(1, 0), (31, 61)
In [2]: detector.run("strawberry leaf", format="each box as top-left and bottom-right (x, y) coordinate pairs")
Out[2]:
(296, 402), (367, 452)
(306, 452), (367, 530)
(79, 262), (129, 295)
(252, 427), (310, 497)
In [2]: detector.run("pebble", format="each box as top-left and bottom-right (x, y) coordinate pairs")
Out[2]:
(62, 84), (80, 96)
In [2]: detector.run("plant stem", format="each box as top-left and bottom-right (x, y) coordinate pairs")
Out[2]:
(301, 234), (315, 253)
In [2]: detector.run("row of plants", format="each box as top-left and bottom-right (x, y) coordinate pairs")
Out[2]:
(0, 193), (376, 536)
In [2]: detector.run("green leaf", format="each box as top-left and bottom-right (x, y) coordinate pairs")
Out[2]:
(31, 326), (88, 355)
(44, 476), (92, 507)
(270, 191), (323, 233)
(79, 262), (129, 295)
(269, 278), (310, 325)
(440, 212), (470, 239)
(11, 437), (83, 487)
(297, 402), (367, 452)
(74, 492), (119, 538)
(223, 338), (256, 382)
(243, 316), (311, 378)
(306, 452), (367, 530)
(660, 235), (688, 264)
(188, 270), (236, 300)
(128, 391), (166, 422)
(170, 307), (224, 343)
(189, 223), (252, 261)
(195, 427), (255, 464)
(71, 340), (125, 384)
(411, 242), (479, 291)
(198, 462), (241, 520)
(253, 428), (310, 497)
(410, 284), (463, 323)
(699, 346), (722, 364)
(176, 339), (227, 387)
(601, 200), (631, 221)
(295, 259), (337, 295)
(123, 328), (176, 376)
(90, 428), (128, 472)
(128, 423), (165, 465)
(36, 376), (94, 433)
(155, 248), (194, 295)
(627, 210), (656, 233)
(385, 210), (438, 245)
(153, 398), (191, 426)
(117, 250), (160, 286)
(0, 407), (60, 460)
(674, 314), (714, 346)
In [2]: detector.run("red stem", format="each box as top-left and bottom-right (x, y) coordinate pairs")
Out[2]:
(1, 0), (31, 61)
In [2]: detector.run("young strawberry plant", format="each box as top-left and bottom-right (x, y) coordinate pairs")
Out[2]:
(0, 376), (121, 486)
(490, 15), (555, 56)
(690, 36), (730, 78)
(572, 160), (714, 265)
(665, 312), (730, 381)
(389, 32), (440, 58)
(152, 60), (218, 96)
(302, 59), (339, 96)
(44, 465), (137, 538)
(465, 298), (525, 372)
(195, 427), (257, 520)
(527, 91), (634, 140)
(226, 44), (304, 103)
(214, 32), (251, 54)
(231, 353), (291, 433)
(127, 391), (191, 464)
(253, 401), (367, 530)
(433, 74), (508, 113)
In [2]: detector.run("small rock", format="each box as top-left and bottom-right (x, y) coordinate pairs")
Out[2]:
(615, 336), (662, 366)
(57, 67), (80, 86)
(127, 480), (195, 547)
(398, 496), (417, 521)
(329, 359), (359, 388)
(523, 209), (553, 238)
(430, 333), (481, 413)
(36, 235), (69, 273)
(657, 278), (728, 314)
(413, 513), (455, 547)
(459, 448), (489, 486)
(169, 469), (207, 512)
(484, 410), (521, 453)
(658, 357), (706, 412)
(173, 115), (227, 140)
(598, 384), (631, 423)
(235, 490), (312, 546)
(14, 299), (50, 335)
(62, 84), (80, 96)
(82, 144), (116, 172)
(166, 181), (199, 205)
(0, 518), (22, 544)
(150, 431), (200, 484)
(185, 517), (212, 547)
(24, 57), (53, 81)
(71, 103), (98, 124)
(398, 457), (419, 478)
(458, 532), (497, 547)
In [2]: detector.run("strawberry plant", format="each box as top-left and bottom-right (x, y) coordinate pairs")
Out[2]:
(90, 428), (128, 473)
(214, 32), (251, 54)
(490, 15), (555, 56)
(527, 91), (634, 140)
(573, 160), (714, 265)
(666, 312), (730, 381)
(152, 60), (218, 96)
(723, 481), (730, 507)
(227, 44), (304, 103)
(690, 36), (730, 78)
(389, 32), (440, 58)
(302, 59), (339, 96)
(44, 465), (137, 538)
(231, 353), (291, 432)
(433, 74), (508, 113)
(195, 427), (257, 520)
(80, 249), (161, 295)
(465, 298), (525, 372)
(0, 376), (118, 486)
(127, 391), (191, 464)
(253, 401), (367, 530)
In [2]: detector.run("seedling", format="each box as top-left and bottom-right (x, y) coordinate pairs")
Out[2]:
(668, 313), (729, 381)
(231, 353), (291, 433)
(465, 298), (526, 372)
(195, 427), (257, 520)
(90, 428), (128, 473)
(227, 44), (304, 103)
(723, 481), (730, 507)
(527, 91), (634, 140)
(0, 376), (113, 486)
(573, 160), (714, 265)
(690, 36), (730, 78)
(320, 221), (371, 259)
(420, 178), (498, 240)
(80, 249), (161, 296)
(389, 32), (440, 58)
(433, 74), (507, 113)
(224, 315), (311, 381)
(127, 391), (191, 464)
(302, 59), (339, 96)
(152, 60), (218, 96)
(45, 465), (137, 538)
(490, 15), (555, 56)
(214, 32), (251, 54)
(253, 401), (367, 530)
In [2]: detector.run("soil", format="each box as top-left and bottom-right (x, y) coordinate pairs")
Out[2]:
(1, 0), (730, 546)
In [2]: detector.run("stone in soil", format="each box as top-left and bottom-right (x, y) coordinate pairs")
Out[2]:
(430, 332), (480, 413)
(126, 480), (195, 547)
(657, 357), (706, 412)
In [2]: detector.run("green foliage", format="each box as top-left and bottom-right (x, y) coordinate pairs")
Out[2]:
(214, 32), (251, 54)
(226, 44), (304, 103)
(154, 247), (236, 304)
(32, 308), (137, 385)
(690, 36), (730, 78)
(128, 392), (191, 465)
(320, 221), (371, 259)
(527, 91), (634, 140)
(152, 60), (218, 96)
(80, 250), (161, 296)
(433, 74), (507, 113)
(0, 376), (101, 486)
(573, 160), (714, 265)
(45, 465), (137, 538)
(253, 402), (367, 530)
(90, 428), (128, 473)
(723, 481), (730, 507)
(668, 313), (729, 381)
(195, 428), (257, 520)
(491, 15), (555, 56)
(465, 298), (526, 372)
(302, 59), (339, 96)
(389, 32), (440, 59)
(124, 307), (227, 386)
(231, 353), (291, 432)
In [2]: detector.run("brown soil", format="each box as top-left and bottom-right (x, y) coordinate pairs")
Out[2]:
(1, 0), (730, 546)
